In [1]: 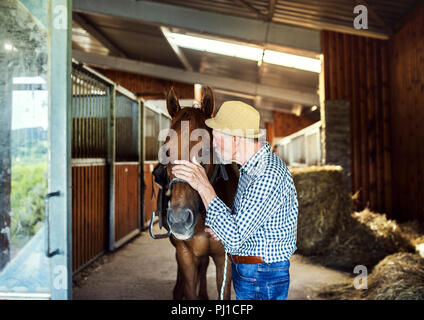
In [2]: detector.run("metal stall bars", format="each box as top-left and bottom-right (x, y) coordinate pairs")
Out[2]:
(142, 101), (171, 228)
(275, 120), (322, 168)
(71, 62), (112, 273)
(113, 85), (142, 249)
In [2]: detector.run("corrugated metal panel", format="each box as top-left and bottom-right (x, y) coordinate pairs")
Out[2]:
(260, 63), (318, 93)
(181, 47), (259, 83)
(148, 0), (418, 37)
(72, 0), (419, 58)
(72, 20), (109, 55)
(371, 0), (418, 28)
(71, 0), (418, 114)
(181, 47), (317, 94)
(152, 0), (258, 19)
(273, 0), (383, 35)
(75, 13), (184, 68)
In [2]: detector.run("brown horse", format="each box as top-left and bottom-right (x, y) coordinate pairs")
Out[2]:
(151, 87), (238, 300)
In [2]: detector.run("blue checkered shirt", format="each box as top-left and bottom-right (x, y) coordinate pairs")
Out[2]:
(205, 142), (298, 263)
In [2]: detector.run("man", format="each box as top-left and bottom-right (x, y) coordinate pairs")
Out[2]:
(171, 101), (298, 300)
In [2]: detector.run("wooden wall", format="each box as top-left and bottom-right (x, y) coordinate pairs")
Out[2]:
(321, 1), (424, 223)
(72, 164), (108, 273)
(96, 68), (194, 100)
(272, 111), (316, 138)
(321, 30), (392, 217)
(266, 122), (274, 145)
(389, 2), (424, 222)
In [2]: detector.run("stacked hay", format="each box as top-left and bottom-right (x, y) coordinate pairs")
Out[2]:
(399, 220), (424, 256)
(291, 165), (415, 270)
(318, 253), (424, 300)
(321, 209), (415, 270)
(291, 165), (352, 256)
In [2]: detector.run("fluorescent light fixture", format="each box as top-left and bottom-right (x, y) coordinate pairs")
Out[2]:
(263, 50), (321, 73)
(167, 32), (321, 73)
(168, 33), (263, 61)
(13, 76), (46, 84)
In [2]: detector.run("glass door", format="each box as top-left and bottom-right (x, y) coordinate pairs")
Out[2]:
(0, 0), (71, 299)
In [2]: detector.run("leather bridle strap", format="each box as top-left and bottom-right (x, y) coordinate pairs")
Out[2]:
(167, 163), (228, 194)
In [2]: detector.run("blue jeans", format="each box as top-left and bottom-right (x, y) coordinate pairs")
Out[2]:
(231, 259), (290, 300)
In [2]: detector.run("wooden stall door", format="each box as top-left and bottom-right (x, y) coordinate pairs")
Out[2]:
(114, 163), (140, 245)
(72, 164), (108, 273)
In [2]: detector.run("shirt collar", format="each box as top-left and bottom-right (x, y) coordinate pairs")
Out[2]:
(240, 142), (270, 176)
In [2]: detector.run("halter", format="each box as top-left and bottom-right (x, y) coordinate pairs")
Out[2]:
(166, 148), (229, 196)
(166, 162), (228, 194)
(149, 148), (229, 239)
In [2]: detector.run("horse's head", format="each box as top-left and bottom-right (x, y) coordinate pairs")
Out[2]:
(161, 87), (215, 240)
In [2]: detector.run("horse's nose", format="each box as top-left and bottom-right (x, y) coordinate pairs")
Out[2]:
(167, 207), (194, 229)
(185, 209), (194, 229)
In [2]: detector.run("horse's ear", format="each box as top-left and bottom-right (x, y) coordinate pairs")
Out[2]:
(201, 86), (214, 118)
(167, 87), (181, 118)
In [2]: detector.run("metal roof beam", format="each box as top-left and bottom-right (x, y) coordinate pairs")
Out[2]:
(73, 0), (320, 54)
(72, 50), (319, 106)
(160, 26), (193, 72)
(72, 12), (128, 58)
(268, 0), (277, 21)
(232, 0), (268, 20)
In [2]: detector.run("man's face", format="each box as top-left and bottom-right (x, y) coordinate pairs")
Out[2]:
(212, 129), (235, 162)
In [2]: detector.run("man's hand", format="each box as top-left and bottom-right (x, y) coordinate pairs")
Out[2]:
(171, 156), (210, 192)
(205, 227), (220, 241)
(171, 157), (217, 208)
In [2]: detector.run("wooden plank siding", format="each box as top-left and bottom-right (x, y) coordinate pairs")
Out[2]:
(322, 2), (424, 224)
(96, 68), (194, 100)
(72, 164), (108, 273)
(272, 111), (316, 138)
(114, 163), (140, 243)
(321, 30), (392, 217)
(389, 2), (424, 222)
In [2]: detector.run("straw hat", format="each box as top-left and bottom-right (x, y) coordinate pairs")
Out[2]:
(205, 101), (265, 138)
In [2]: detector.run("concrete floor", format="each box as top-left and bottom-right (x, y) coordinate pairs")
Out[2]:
(73, 223), (351, 300)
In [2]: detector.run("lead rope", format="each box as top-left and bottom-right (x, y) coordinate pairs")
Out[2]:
(208, 152), (230, 300)
(220, 251), (228, 300)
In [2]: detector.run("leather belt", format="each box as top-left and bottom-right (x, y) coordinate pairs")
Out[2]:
(230, 254), (264, 264)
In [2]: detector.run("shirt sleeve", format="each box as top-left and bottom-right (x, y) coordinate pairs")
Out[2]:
(205, 173), (285, 251)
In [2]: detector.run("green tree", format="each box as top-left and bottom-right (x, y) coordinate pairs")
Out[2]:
(10, 163), (47, 248)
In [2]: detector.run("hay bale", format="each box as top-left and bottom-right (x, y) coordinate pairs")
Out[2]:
(399, 220), (424, 256)
(291, 165), (352, 255)
(291, 165), (415, 270)
(319, 209), (415, 270)
(318, 253), (424, 300)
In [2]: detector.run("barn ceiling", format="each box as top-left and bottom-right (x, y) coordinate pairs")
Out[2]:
(71, 0), (418, 118)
